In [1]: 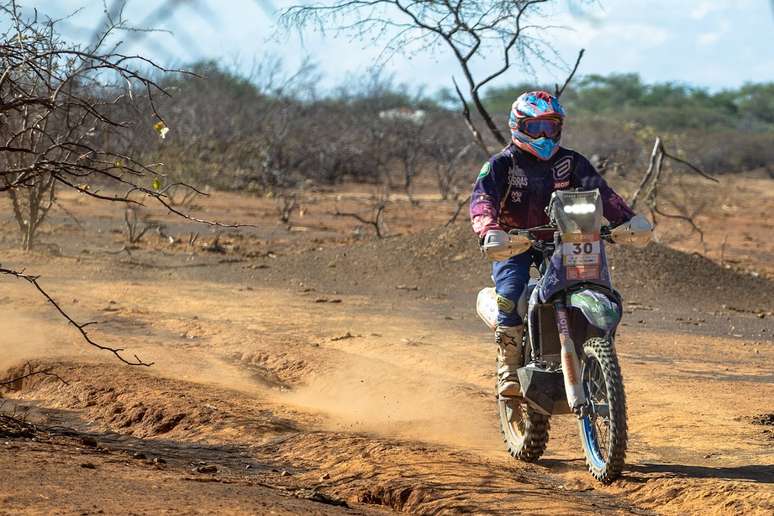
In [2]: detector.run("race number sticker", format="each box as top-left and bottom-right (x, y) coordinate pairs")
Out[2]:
(562, 234), (601, 280)
(562, 240), (600, 265)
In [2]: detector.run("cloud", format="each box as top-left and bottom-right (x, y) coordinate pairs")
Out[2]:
(697, 32), (722, 46)
(690, 2), (723, 19)
(696, 18), (729, 47)
(552, 21), (670, 49)
(610, 23), (670, 47)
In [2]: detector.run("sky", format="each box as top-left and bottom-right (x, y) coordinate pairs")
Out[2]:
(18, 0), (774, 94)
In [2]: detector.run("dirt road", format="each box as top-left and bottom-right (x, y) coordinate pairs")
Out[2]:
(1, 180), (772, 514)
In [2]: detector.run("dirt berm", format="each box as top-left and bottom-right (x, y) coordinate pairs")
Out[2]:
(262, 221), (773, 313)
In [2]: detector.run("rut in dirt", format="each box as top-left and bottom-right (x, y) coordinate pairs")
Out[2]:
(1, 363), (652, 515)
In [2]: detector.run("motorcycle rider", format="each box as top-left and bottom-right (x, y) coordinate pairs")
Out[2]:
(470, 90), (637, 398)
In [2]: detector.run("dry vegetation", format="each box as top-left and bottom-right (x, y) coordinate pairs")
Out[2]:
(0, 174), (772, 514)
(1, 1), (773, 514)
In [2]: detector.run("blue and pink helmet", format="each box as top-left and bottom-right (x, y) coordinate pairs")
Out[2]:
(508, 91), (566, 160)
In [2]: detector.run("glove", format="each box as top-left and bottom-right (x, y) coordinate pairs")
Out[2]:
(610, 214), (653, 248)
(481, 229), (532, 261)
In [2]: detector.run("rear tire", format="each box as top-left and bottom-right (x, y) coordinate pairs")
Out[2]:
(498, 397), (550, 462)
(497, 328), (550, 462)
(578, 337), (627, 484)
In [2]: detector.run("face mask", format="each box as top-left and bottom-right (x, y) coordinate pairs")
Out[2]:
(513, 131), (560, 160)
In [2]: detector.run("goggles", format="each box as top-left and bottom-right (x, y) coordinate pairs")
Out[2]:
(518, 117), (562, 139)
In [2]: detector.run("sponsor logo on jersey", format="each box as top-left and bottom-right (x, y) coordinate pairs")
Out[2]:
(510, 190), (523, 203)
(477, 162), (491, 179)
(552, 156), (572, 181)
(554, 180), (570, 189)
(508, 172), (528, 188)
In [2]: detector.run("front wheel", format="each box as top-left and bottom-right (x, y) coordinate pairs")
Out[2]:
(578, 337), (628, 483)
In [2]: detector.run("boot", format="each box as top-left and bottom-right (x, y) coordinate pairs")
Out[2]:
(496, 325), (524, 397)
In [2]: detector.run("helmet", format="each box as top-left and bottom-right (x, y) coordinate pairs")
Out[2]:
(508, 91), (565, 160)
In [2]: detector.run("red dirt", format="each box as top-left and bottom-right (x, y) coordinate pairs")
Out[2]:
(1, 173), (772, 514)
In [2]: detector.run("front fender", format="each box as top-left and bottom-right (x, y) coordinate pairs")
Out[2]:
(568, 289), (621, 333)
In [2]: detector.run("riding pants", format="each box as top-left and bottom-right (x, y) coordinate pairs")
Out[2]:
(492, 250), (540, 327)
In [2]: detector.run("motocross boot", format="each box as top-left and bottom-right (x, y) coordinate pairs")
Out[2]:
(496, 325), (524, 397)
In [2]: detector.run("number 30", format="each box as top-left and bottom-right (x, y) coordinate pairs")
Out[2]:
(573, 243), (594, 254)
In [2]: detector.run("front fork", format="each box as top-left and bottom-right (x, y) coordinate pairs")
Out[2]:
(554, 300), (588, 415)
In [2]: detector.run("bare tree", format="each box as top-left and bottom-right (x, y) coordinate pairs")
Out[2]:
(5, 172), (55, 250)
(334, 189), (388, 238)
(0, 3), (249, 225)
(0, 2), (249, 367)
(1, 5), (158, 205)
(630, 138), (718, 211)
(425, 113), (475, 200)
(335, 203), (387, 238)
(382, 111), (428, 202)
(630, 137), (718, 251)
(281, 1), (586, 153)
(275, 190), (297, 224)
(124, 206), (157, 245)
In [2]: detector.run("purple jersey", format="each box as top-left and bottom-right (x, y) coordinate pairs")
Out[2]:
(470, 144), (634, 236)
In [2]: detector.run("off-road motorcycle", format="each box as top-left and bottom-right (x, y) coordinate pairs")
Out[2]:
(476, 189), (652, 483)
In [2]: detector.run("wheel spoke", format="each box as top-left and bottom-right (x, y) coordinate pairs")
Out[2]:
(579, 339), (626, 482)
(593, 403), (609, 418)
(584, 353), (612, 462)
(592, 377), (604, 397)
(504, 399), (526, 435)
(594, 419), (609, 460)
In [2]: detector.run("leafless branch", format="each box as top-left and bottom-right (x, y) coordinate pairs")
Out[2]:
(334, 202), (386, 238)
(452, 77), (490, 155)
(281, 0), (577, 149)
(163, 183), (203, 208)
(651, 200), (706, 244)
(0, 362), (69, 387)
(446, 193), (471, 227)
(0, 412), (37, 438)
(0, 1), (218, 246)
(0, 266), (153, 366)
(630, 137), (662, 210)
(660, 147), (719, 183)
(631, 137), (717, 254)
(631, 138), (717, 210)
(53, 198), (85, 230)
(152, 194), (256, 228)
(555, 48), (584, 98)
(124, 206), (156, 244)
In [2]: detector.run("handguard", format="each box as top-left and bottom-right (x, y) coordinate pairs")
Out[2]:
(610, 214), (653, 248)
(481, 230), (532, 261)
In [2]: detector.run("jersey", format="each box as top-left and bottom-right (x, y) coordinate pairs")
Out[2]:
(470, 144), (635, 236)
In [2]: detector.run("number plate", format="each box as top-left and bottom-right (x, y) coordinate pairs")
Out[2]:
(562, 240), (600, 266)
(562, 234), (601, 280)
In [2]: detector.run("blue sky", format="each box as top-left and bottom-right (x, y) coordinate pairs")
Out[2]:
(22, 0), (774, 93)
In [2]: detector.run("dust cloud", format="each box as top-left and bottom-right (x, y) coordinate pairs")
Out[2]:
(0, 311), (81, 372)
(279, 351), (501, 452)
(139, 346), (274, 397)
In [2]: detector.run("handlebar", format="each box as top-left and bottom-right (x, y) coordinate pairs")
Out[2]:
(508, 224), (615, 243)
(482, 215), (651, 262)
(481, 224), (620, 263)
